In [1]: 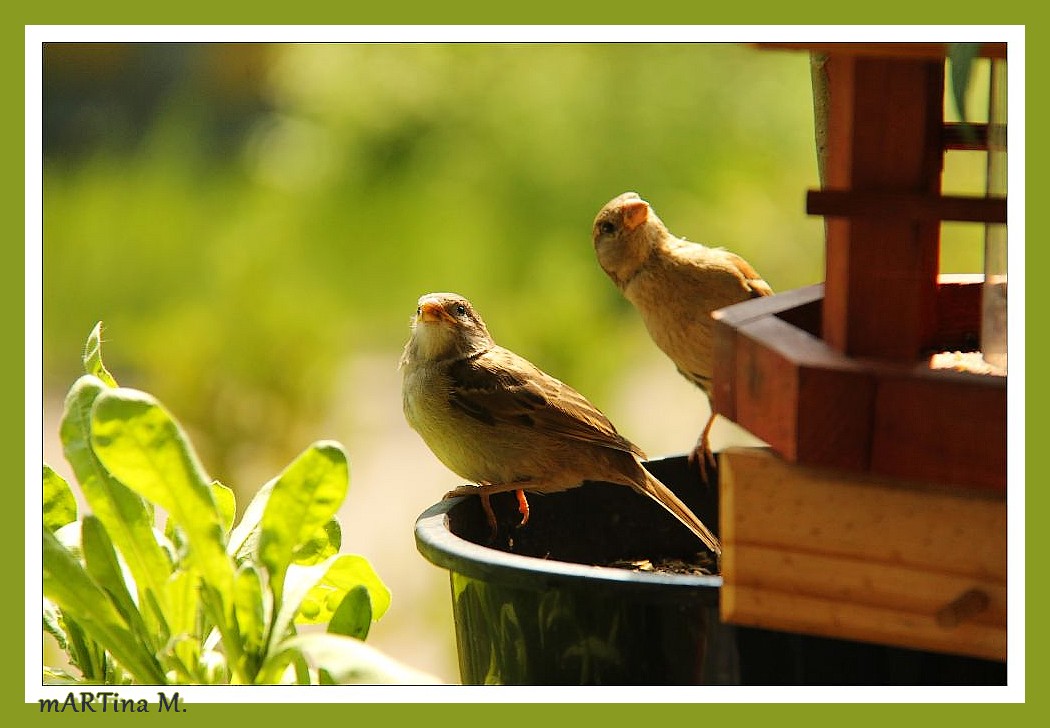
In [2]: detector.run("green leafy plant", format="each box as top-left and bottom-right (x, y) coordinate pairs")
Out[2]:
(43, 322), (434, 685)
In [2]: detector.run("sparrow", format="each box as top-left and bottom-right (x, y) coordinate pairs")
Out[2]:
(399, 292), (721, 555)
(592, 192), (773, 479)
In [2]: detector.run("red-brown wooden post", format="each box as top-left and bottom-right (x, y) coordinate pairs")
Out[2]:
(820, 55), (945, 361)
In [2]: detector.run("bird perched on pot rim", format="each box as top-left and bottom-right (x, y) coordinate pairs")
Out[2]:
(399, 291), (721, 555)
(591, 192), (773, 480)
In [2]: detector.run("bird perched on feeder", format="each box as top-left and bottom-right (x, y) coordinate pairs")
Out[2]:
(399, 291), (721, 555)
(591, 192), (773, 480)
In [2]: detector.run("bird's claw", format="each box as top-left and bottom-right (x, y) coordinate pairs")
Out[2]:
(688, 443), (718, 486)
(515, 489), (530, 527)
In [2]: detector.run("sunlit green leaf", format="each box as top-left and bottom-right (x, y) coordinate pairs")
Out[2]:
(172, 480), (236, 549)
(258, 441), (348, 602)
(227, 478), (275, 562)
(164, 569), (203, 680)
(83, 321), (118, 387)
(326, 585), (372, 641)
(63, 615), (104, 682)
(44, 528), (167, 684)
(81, 516), (158, 648)
(198, 650), (229, 685)
(43, 464), (77, 532)
(89, 387), (233, 598)
(43, 598), (67, 652)
(212, 480), (236, 535)
(264, 632), (439, 685)
(293, 518), (341, 566)
(59, 376), (172, 608)
(290, 553), (390, 626)
(233, 564), (268, 675)
(43, 666), (82, 685)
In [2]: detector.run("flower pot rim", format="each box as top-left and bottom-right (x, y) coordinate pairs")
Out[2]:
(414, 495), (723, 597)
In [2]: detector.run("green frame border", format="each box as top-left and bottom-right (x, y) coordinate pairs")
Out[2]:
(11, 6), (1038, 727)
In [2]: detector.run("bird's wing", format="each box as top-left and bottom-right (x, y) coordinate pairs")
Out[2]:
(447, 347), (645, 458)
(723, 251), (774, 298)
(673, 240), (774, 299)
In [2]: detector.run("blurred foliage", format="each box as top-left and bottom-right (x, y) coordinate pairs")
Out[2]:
(41, 43), (987, 487)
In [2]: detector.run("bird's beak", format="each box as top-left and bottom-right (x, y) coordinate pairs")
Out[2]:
(418, 301), (454, 324)
(622, 200), (649, 231)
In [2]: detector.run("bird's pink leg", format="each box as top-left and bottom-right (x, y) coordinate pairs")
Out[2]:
(479, 493), (498, 539)
(444, 481), (538, 499)
(688, 412), (718, 484)
(444, 481), (536, 536)
(515, 489), (530, 526)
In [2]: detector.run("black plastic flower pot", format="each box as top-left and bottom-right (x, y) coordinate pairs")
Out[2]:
(415, 455), (1007, 686)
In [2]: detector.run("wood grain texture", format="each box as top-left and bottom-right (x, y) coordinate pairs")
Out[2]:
(712, 281), (1005, 491)
(720, 447), (1006, 660)
(821, 55), (944, 360)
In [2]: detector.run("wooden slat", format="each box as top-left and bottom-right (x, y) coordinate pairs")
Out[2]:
(724, 312), (875, 469)
(722, 585), (1006, 661)
(821, 55), (944, 361)
(713, 283), (825, 332)
(720, 448), (1006, 576)
(871, 370), (1007, 493)
(943, 122), (992, 151)
(808, 189), (1007, 224)
(711, 284), (825, 422)
(756, 42), (1007, 60)
(726, 544), (1006, 625)
(720, 447), (1007, 660)
(730, 317), (802, 459)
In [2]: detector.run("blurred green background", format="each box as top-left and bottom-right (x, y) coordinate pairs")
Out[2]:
(41, 42), (990, 682)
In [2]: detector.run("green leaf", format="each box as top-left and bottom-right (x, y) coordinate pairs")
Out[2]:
(63, 616), (104, 682)
(233, 564), (268, 678)
(258, 441), (349, 603)
(291, 553), (391, 626)
(89, 387), (233, 598)
(81, 516), (158, 648)
(43, 598), (67, 651)
(60, 376), (172, 608)
(326, 585), (372, 641)
(293, 518), (341, 566)
(43, 464), (77, 532)
(165, 480), (236, 548)
(163, 569), (203, 681)
(212, 480), (237, 535)
(83, 321), (118, 387)
(267, 557), (333, 655)
(264, 632), (439, 685)
(88, 385), (245, 676)
(44, 666), (83, 685)
(227, 477), (276, 562)
(198, 650), (229, 685)
(43, 528), (167, 684)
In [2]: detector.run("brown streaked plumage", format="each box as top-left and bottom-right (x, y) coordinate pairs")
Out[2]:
(399, 292), (721, 554)
(592, 192), (773, 478)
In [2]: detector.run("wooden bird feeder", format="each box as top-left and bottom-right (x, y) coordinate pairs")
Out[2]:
(711, 43), (1008, 662)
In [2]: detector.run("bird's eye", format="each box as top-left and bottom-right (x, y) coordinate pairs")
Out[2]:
(452, 304), (468, 317)
(598, 221), (616, 235)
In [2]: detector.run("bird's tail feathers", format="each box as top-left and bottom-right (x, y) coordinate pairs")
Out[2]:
(638, 470), (721, 556)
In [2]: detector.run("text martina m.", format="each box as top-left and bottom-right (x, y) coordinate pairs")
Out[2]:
(39, 691), (185, 713)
